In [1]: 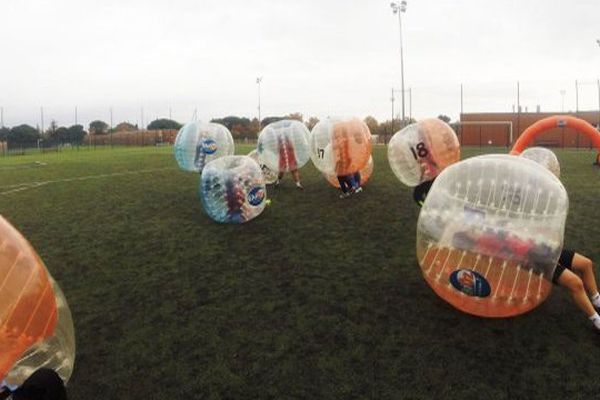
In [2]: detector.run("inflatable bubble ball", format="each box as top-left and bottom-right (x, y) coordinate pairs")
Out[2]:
(174, 121), (234, 173)
(257, 119), (311, 173)
(416, 155), (568, 318)
(388, 118), (460, 187)
(324, 156), (374, 188)
(309, 117), (372, 176)
(0, 215), (75, 388)
(247, 149), (278, 184)
(199, 156), (267, 224)
(520, 147), (560, 178)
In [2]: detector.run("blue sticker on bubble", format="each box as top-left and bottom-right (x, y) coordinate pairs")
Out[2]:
(247, 187), (265, 206)
(449, 269), (491, 298)
(201, 138), (218, 154)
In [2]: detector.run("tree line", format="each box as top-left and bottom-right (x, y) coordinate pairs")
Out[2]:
(0, 113), (452, 146)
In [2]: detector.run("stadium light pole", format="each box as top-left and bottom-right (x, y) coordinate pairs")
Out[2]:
(256, 77), (263, 130)
(390, 0), (407, 126)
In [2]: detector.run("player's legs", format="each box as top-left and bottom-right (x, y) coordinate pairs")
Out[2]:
(275, 171), (284, 186)
(557, 269), (597, 317)
(570, 253), (600, 299)
(291, 169), (303, 189)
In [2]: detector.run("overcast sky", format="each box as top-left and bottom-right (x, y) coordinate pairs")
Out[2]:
(1, 0), (599, 128)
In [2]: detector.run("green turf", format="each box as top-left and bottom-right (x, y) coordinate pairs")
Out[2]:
(1, 145), (600, 399)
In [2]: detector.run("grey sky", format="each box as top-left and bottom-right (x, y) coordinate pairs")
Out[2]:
(1, 0), (599, 128)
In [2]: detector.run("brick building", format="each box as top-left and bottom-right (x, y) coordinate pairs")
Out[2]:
(459, 111), (600, 148)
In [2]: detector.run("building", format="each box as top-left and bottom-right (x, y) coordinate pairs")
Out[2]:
(459, 111), (600, 148)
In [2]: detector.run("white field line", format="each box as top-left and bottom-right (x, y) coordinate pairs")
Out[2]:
(0, 162), (48, 171)
(0, 167), (176, 196)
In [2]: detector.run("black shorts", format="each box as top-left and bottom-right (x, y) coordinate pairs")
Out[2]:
(552, 249), (575, 284)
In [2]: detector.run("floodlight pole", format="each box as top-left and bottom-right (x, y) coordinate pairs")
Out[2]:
(391, 1), (407, 126)
(257, 77), (263, 130)
(391, 88), (395, 135)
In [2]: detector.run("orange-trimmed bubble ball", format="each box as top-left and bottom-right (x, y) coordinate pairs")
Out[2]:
(309, 117), (372, 176)
(388, 118), (460, 187)
(416, 155), (568, 318)
(520, 147), (560, 178)
(0, 216), (75, 389)
(323, 156), (374, 188)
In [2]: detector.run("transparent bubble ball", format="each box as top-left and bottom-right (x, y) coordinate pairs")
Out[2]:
(388, 118), (460, 187)
(323, 156), (374, 188)
(309, 117), (372, 176)
(174, 122), (234, 173)
(0, 216), (75, 388)
(257, 119), (310, 173)
(520, 147), (560, 178)
(247, 149), (278, 185)
(416, 155), (568, 318)
(199, 156), (267, 224)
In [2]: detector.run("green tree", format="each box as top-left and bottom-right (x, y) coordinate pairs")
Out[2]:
(437, 115), (451, 123)
(285, 112), (303, 122)
(46, 120), (59, 137)
(364, 116), (379, 134)
(147, 118), (182, 130)
(50, 126), (69, 142)
(260, 116), (284, 127)
(305, 117), (319, 130)
(115, 122), (137, 132)
(9, 124), (40, 144)
(211, 116), (253, 139)
(89, 120), (109, 135)
(67, 125), (86, 144)
(0, 126), (9, 141)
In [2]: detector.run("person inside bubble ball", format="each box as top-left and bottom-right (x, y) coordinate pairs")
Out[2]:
(448, 213), (600, 332)
(413, 179), (435, 207)
(274, 135), (303, 189)
(1, 369), (68, 400)
(552, 250), (600, 331)
(332, 123), (363, 199)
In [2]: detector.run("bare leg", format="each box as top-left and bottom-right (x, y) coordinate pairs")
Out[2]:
(570, 253), (599, 297)
(291, 169), (300, 184)
(558, 269), (596, 317)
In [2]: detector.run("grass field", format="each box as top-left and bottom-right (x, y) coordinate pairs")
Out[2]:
(2, 145), (600, 399)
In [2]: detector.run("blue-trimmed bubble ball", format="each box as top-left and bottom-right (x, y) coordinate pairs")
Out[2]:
(174, 122), (234, 173)
(199, 156), (267, 224)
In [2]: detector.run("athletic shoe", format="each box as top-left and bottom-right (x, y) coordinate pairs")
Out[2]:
(296, 182), (304, 190)
(354, 187), (363, 193)
(339, 192), (350, 199)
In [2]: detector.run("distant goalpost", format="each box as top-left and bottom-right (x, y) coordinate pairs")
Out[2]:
(454, 121), (513, 147)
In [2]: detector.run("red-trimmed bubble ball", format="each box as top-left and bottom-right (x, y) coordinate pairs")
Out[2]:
(257, 119), (311, 173)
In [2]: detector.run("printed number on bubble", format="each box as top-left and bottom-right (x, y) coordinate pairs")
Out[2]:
(410, 142), (429, 160)
(317, 148), (324, 158)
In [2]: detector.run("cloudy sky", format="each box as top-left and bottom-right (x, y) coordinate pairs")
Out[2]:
(1, 0), (599, 128)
